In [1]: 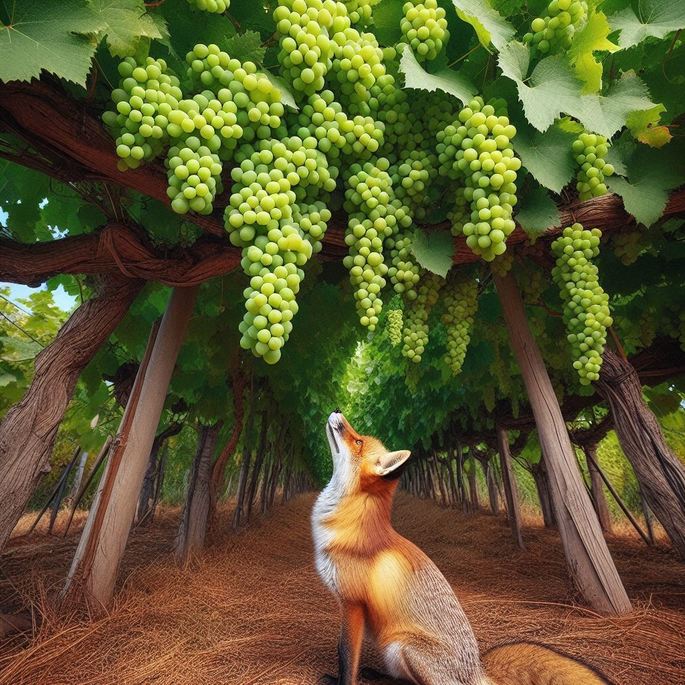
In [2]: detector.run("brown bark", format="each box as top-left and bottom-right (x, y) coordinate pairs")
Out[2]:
(175, 424), (220, 566)
(245, 413), (269, 521)
(585, 446), (613, 535)
(64, 286), (198, 609)
(0, 276), (141, 554)
(467, 460), (480, 512)
(494, 271), (631, 615)
(497, 426), (525, 550)
(485, 460), (499, 515)
(531, 462), (556, 529)
(596, 348), (685, 558)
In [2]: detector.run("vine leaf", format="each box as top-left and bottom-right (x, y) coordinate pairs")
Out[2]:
(515, 184), (560, 237)
(411, 229), (454, 278)
(512, 120), (576, 193)
(626, 104), (671, 147)
(451, 0), (515, 50)
(224, 30), (266, 64)
(568, 9), (618, 93)
(372, 0), (404, 45)
(88, 0), (167, 58)
(0, 0), (105, 85)
(399, 46), (475, 105)
(498, 42), (583, 133)
(610, 0), (685, 49)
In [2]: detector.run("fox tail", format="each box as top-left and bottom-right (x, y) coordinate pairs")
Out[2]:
(482, 641), (615, 685)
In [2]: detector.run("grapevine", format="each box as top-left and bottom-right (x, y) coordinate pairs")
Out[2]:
(551, 223), (612, 385)
(402, 271), (444, 363)
(441, 275), (478, 375)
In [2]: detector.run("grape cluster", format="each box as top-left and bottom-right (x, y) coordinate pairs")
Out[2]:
(401, 0), (449, 62)
(188, 0), (229, 12)
(572, 132), (614, 201)
(437, 97), (521, 261)
(523, 0), (588, 56)
(387, 307), (404, 346)
(386, 232), (420, 299)
(441, 276), (478, 375)
(342, 0), (379, 25)
(551, 224), (612, 385)
(490, 250), (514, 277)
(165, 139), (223, 215)
(293, 201), (331, 253)
(391, 150), (436, 218)
(186, 44), (284, 141)
(402, 271), (444, 362)
(612, 230), (643, 265)
(103, 57), (182, 170)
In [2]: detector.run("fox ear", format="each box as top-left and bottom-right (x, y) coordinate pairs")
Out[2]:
(374, 449), (411, 477)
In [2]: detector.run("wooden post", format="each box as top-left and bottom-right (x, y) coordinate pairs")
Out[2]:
(497, 426), (525, 550)
(584, 445), (613, 534)
(466, 458), (480, 511)
(494, 272), (631, 615)
(484, 459), (499, 515)
(63, 286), (198, 609)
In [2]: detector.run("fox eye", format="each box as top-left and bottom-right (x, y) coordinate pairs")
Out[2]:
(355, 439), (363, 446)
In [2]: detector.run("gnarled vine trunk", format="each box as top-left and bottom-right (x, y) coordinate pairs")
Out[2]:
(0, 276), (141, 555)
(596, 348), (685, 558)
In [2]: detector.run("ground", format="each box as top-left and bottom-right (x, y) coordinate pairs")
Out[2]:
(1, 494), (684, 685)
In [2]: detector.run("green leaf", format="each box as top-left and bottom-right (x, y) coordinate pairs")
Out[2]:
(373, 0), (404, 45)
(515, 184), (561, 237)
(575, 72), (657, 138)
(452, 0), (515, 50)
(0, 0), (105, 85)
(512, 120), (576, 192)
(88, 0), (166, 58)
(399, 46), (475, 105)
(263, 70), (299, 110)
(610, 0), (685, 49)
(498, 42), (583, 132)
(626, 104), (671, 146)
(568, 10), (619, 93)
(411, 229), (454, 278)
(224, 30), (266, 63)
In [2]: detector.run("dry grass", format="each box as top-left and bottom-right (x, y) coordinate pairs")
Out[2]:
(1, 494), (684, 685)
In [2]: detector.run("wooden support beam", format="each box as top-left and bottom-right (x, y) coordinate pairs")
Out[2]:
(497, 426), (525, 550)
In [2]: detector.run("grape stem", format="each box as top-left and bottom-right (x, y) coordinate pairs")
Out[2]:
(447, 44), (483, 67)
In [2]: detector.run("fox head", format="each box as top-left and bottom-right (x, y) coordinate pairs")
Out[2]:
(325, 411), (411, 492)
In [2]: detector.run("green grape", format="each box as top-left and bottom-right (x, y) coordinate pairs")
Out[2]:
(441, 275), (478, 375)
(386, 231), (420, 299)
(186, 44), (284, 141)
(402, 271), (444, 362)
(391, 149), (437, 218)
(490, 249), (514, 277)
(437, 97), (521, 261)
(401, 0), (449, 62)
(343, 0), (380, 25)
(523, 0), (588, 57)
(104, 56), (182, 171)
(572, 131), (614, 201)
(166, 139), (223, 215)
(292, 200), (332, 253)
(387, 307), (403, 346)
(551, 223), (612, 385)
(187, 0), (229, 11)
(518, 258), (546, 303)
(612, 230), (643, 265)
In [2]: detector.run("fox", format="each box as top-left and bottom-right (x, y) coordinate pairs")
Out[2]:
(312, 411), (615, 685)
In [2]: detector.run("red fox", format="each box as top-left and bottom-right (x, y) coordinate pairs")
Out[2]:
(312, 411), (615, 685)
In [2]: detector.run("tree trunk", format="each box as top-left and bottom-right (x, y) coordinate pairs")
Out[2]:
(485, 459), (499, 515)
(498, 426), (525, 550)
(432, 454), (448, 507)
(532, 462), (556, 529)
(596, 348), (685, 558)
(585, 445), (613, 534)
(467, 460), (480, 511)
(66, 451), (89, 508)
(494, 272), (631, 615)
(0, 276), (141, 554)
(175, 424), (220, 566)
(245, 413), (269, 521)
(63, 286), (197, 609)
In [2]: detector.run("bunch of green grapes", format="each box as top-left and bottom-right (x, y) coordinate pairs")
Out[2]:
(523, 0), (588, 56)
(166, 91), (243, 159)
(551, 223), (612, 385)
(402, 271), (444, 362)
(401, 0), (449, 62)
(386, 231), (420, 299)
(186, 44), (284, 141)
(572, 132), (614, 201)
(441, 276), (478, 375)
(490, 249), (514, 277)
(188, 0), (229, 11)
(612, 230), (643, 265)
(518, 258), (546, 303)
(166, 138), (223, 215)
(387, 307), (403, 346)
(368, 74), (413, 157)
(436, 97), (521, 261)
(391, 150), (437, 218)
(274, 0), (348, 95)
(103, 57), (182, 170)
(342, 0), (380, 25)
(292, 200), (331, 253)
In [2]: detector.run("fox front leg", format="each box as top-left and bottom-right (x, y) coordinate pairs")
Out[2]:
(320, 603), (366, 685)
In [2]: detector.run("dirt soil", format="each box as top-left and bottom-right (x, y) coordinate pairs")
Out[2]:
(1, 494), (684, 685)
